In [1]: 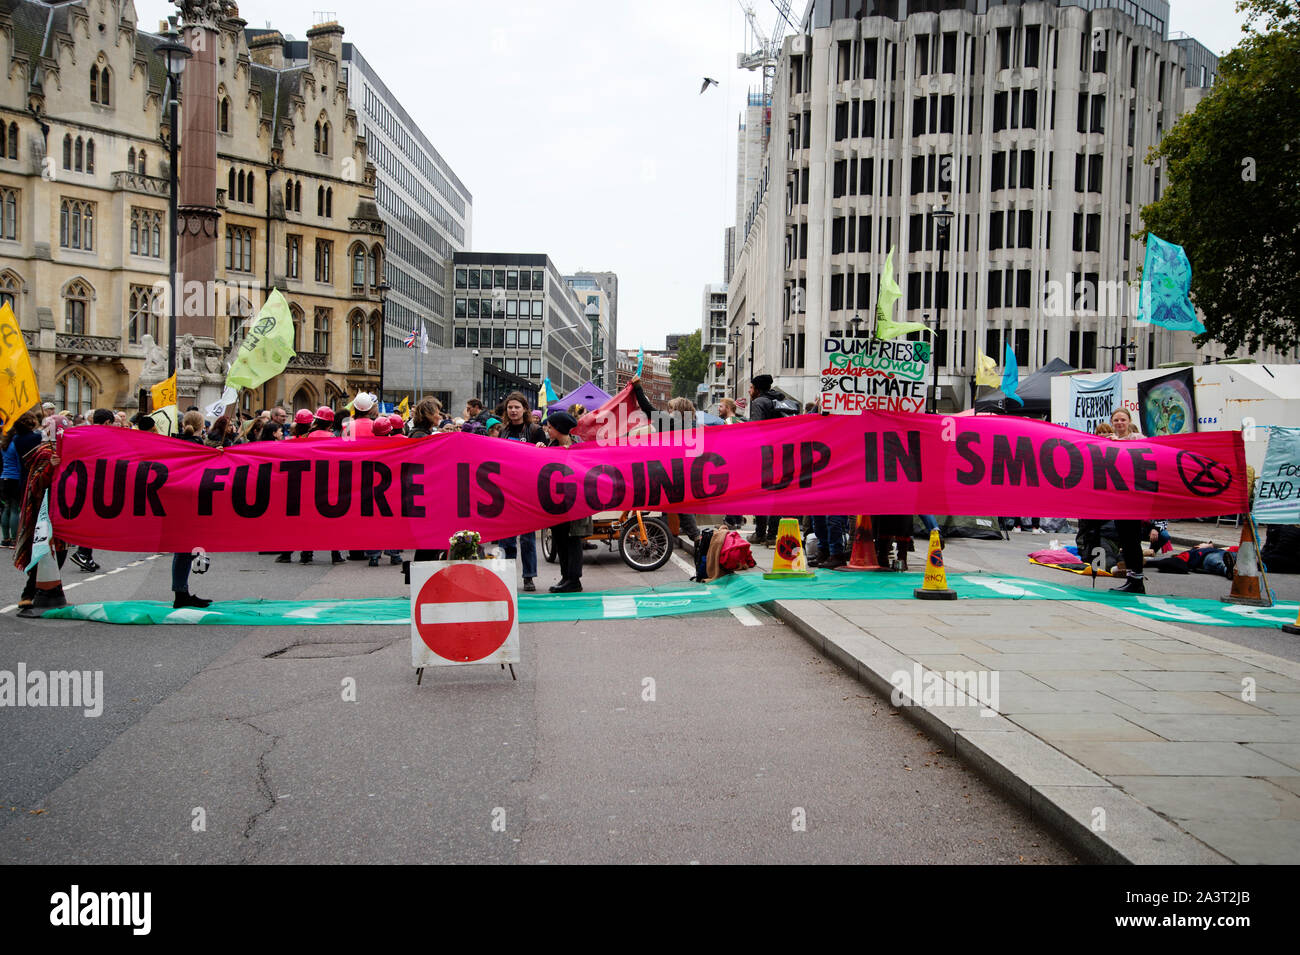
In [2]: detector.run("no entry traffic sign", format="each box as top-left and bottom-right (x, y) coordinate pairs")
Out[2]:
(410, 560), (520, 668)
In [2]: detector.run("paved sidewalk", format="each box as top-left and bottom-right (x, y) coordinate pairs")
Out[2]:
(771, 594), (1300, 864)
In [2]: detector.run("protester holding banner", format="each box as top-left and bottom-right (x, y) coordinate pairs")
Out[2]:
(543, 411), (588, 593)
(496, 391), (543, 592)
(628, 383), (703, 550)
(166, 412), (214, 610)
(747, 375), (783, 547)
(1108, 408), (1148, 594)
(13, 419), (70, 616)
(1, 412), (40, 548)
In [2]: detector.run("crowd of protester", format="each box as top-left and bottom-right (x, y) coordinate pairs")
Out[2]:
(3, 373), (1291, 617)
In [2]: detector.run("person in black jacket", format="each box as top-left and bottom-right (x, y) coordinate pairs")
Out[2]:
(1262, 524), (1300, 574)
(172, 411), (212, 609)
(543, 412), (588, 593)
(746, 375), (784, 546)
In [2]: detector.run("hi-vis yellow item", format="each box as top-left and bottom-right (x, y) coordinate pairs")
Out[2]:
(873, 245), (931, 341)
(151, 372), (177, 411)
(974, 350), (1001, 387)
(763, 517), (816, 580)
(396, 396), (410, 420)
(0, 303), (39, 434)
(914, 529), (957, 600)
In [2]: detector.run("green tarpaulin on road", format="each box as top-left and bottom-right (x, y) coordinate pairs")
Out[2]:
(39, 571), (1297, 629)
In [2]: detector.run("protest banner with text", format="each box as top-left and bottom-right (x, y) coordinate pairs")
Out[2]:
(820, 337), (930, 414)
(49, 413), (1248, 553)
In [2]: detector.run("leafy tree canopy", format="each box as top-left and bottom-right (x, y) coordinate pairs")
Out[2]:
(1141, 0), (1300, 354)
(669, 330), (707, 399)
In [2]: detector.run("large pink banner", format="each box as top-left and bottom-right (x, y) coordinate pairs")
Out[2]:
(50, 413), (1246, 553)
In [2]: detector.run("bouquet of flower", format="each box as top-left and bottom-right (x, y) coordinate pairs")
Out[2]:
(448, 530), (481, 561)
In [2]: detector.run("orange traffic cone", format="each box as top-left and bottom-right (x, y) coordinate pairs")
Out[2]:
(836, 515), (884, 572)
(1222, 516), (1272, 608)
(914, 528), (957, 600)
(763, 517), (816, 580)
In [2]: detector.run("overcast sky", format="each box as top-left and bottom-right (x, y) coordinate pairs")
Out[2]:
(138, 0), (1253, 350)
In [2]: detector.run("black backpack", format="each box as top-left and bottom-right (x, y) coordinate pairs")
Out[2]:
(770, 393), (800, 417)
(693, 527), (715, 581)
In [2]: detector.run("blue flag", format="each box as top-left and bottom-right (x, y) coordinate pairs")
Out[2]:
(1002, 343), (1023, 407)
(1137, 234), (1204, 333)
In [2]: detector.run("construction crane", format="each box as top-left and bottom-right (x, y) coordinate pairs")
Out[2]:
(735, 0), (794, 101)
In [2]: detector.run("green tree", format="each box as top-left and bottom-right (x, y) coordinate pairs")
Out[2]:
(1140, 0), (1300, 354)
(669, 330), (707, 399)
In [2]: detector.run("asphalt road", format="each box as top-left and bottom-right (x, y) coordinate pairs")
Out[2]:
(0, 542), (1075, 864)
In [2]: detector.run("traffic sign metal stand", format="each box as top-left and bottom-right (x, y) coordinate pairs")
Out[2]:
(410, 560), (521, 685)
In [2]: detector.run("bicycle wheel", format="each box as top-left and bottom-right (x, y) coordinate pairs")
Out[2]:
(618, 516), (672, 572)
(540, 527), (558, 563)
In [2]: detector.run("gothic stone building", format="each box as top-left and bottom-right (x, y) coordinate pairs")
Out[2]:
(0, 0), (385, 417)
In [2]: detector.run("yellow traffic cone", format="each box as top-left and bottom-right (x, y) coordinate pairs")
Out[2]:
(763, 517), (816, 580)
(1283, 608), (1300, 636)
(914, 528), (957, 600)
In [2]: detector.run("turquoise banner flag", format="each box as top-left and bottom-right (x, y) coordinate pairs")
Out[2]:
(26, 491), (50, 572)
(1002, 343), (1023, 406)
(1255, 427), (1300, 524)
(1137, 234), (1205, 334)
(636, 347), (644, 377)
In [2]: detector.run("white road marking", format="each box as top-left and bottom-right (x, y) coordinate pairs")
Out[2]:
(85, 575), (103, 582)
(0, 604), (16, 614)
(418, 601), (510, 625)
(63, 581), (82, 590)
(105, 566), (127, 574)
(728, 605), (763, 627)
(601, 596), (638, 619)
(670, 554), (696, 577)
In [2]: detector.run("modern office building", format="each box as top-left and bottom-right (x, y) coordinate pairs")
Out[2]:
(701, 283), (730, 407)
(726, 0), (1289, 409)
(564, 270), (619, 394)
(450, 252), (597, 399)
(269, 26), (473, 398)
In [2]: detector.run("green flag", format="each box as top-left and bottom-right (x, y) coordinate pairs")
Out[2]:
(226, 289), (297, 390)
(873, 245), (930, 340)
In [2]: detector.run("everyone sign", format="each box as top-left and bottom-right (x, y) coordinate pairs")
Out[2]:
(50, 412), (1248, 553)
(1067, 374), (1122, 434)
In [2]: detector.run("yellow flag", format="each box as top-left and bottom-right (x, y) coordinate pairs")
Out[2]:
(396, 396), (410, 421)
(974, 350), (1000, 387)
(875, 316), (933, 341)
(0, 303), (39, 433)
(874, 245), (902, 332)
(151, 372), (177, 410)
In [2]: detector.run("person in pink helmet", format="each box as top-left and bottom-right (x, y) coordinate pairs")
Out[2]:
(387, 413), (406, 437)
(289, 409), (314, 439)
(308, 406), (335, 439)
